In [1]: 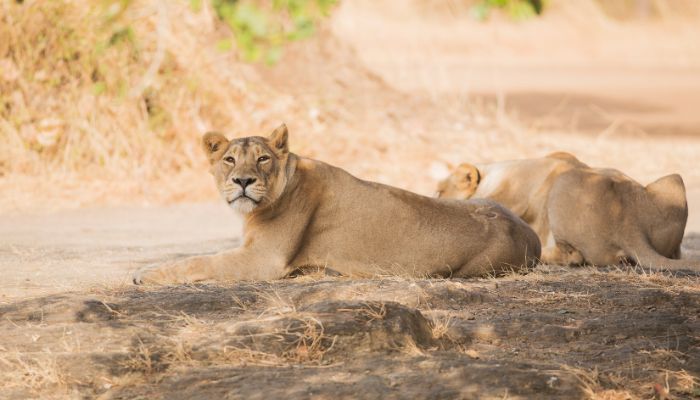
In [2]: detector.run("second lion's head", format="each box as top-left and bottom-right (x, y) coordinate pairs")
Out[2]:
(436, 163), (481, 200)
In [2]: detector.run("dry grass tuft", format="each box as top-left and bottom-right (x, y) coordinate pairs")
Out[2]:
(562, 365), (635, 400)
(357, 301), (387, 322)
(259, 289), (297, 316)
(205, 315), (337, 366)
(664, 369), (700, 395)
(0, 352), (70, 395)
(121, 336), (162, 375)
(280, 316), (336, 363)
(426, 311), (455, 341)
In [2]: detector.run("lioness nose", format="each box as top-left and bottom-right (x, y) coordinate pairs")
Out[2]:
(233, 177), (256, 189)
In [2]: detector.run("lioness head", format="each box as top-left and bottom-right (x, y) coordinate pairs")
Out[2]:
(202, 124), (292, 214)
(436, 163), (481, 199)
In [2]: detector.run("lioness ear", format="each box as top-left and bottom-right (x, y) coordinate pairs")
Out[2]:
(202, 132), (229, 164)
(454, 163), (481, 193)
(268, 124), (289, 155)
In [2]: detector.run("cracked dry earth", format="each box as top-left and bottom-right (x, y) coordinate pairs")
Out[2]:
(1, 265), (699, 399)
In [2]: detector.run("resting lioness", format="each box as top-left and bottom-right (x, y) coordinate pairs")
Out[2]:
(133, 125), (540, 284)
(436, 152), (697, 270)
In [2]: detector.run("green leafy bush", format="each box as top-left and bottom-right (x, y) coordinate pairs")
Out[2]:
(209, 0), (337, 64)
(471, 0), (543, 21)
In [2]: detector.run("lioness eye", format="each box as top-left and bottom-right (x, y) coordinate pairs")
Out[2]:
(223, 156), (235, 165)
(257, 155), (270, 163)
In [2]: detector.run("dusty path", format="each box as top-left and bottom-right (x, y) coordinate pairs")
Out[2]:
(332, 1), (700, 137)
(0, 203), (239, 301)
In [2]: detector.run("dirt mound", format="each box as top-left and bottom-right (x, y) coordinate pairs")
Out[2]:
(2, 269), (698, 399)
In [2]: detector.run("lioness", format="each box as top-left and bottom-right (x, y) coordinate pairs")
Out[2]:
(436, 152), (696, 270)
(133, 125), (540, 284)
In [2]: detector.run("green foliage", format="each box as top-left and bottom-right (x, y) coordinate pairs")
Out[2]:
(471, 0), (543, 21)
(210, 0), (337, 64)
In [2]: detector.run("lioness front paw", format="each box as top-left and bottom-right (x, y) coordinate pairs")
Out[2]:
(132, 261), (190, 285)
(132, 264), (164, 285)
(132, 257), (213, 285)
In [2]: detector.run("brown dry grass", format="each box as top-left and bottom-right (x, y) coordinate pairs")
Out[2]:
(1, 269), (698, 398)
(567, 365), (700, 400)
(428, 311), (455, 340)
(0, 0), (297, 211)
(0, 353), (68, 395)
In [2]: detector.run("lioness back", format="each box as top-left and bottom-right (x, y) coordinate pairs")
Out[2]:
(290, 158), (541, 277)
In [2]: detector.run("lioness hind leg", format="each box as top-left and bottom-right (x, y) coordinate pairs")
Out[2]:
(453, 246), (535, 278)
(541, 242), (584, 266)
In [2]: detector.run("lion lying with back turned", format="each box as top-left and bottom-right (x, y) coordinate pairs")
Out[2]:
(437, 152), (698, 271)
(133, 125), (540, 284)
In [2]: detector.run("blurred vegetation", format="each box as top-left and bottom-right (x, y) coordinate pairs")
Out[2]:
(0, 0), (254, 178)
(470, 0), (543, 21)
(0, 1), (143, 158)
(0, 0), (338, 177)
(198, 0), (338, 64)
(467, 0), (700, 21)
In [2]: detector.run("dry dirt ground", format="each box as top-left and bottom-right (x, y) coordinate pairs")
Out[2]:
(2, 269), (700, 399)
(333, 1), (700, 138)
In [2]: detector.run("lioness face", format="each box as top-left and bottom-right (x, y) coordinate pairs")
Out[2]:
(436, 163), (480, 199)
(202, 124), (290, 214)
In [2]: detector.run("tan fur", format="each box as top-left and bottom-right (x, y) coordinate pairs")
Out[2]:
(437, 152), (697, 271)
(133, 125), (541, 284)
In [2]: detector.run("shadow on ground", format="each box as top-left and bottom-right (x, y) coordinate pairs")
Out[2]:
(1, 264), (699, 399)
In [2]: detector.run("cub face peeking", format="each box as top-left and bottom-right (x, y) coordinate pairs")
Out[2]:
(435, 163), (480, 199)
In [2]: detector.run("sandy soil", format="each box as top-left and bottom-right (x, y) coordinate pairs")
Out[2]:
(0, 203), (239, 301)
(332, 1), (700, 137)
